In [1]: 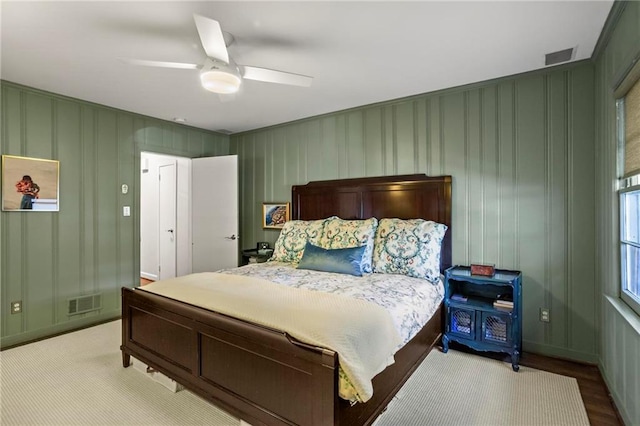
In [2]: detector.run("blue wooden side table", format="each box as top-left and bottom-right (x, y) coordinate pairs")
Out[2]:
(442, 265), (523, 371)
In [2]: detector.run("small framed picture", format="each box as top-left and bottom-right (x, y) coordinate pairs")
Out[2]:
(262, 202), (290, 229)
(2, 155), (60, 211)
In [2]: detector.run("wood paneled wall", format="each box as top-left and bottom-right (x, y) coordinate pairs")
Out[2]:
(232, 61), (598, 362)
(594, 2), (640, 425)
(0, 81), (229, 347)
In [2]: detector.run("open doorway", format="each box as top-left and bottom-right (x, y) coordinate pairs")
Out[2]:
(140, 153), (239, 286)
(140, 152), (192, 285)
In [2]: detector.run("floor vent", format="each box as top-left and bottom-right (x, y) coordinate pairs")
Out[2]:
(545, 48), (574, 66)
(68, 294), (102, 315)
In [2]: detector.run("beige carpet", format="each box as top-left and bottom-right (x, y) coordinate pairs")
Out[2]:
(374, 350), (590, 426)
(0, 320), (589, 426)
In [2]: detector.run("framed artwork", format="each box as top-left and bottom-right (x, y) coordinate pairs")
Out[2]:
(2, 155), (60, 211)
(262, 202), (290, 229)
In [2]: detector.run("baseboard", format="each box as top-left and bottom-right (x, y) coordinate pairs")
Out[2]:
(140, 271), (158, 281)
(0, 310), (121, 349)
(522, 340), (599, 364)
(599, 362), (634, 426)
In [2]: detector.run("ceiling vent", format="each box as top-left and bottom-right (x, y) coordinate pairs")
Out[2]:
(545, 48), (574, 66)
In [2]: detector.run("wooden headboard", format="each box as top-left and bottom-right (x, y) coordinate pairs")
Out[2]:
(291, 174), (452, 272)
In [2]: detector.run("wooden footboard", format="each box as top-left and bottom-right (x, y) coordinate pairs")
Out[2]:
(121, 286), (442, 426)
(121, 287), (338, 425)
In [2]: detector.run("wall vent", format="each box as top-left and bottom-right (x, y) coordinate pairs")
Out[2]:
(545, 48), (574, 66)
(68, 293), (102, 315)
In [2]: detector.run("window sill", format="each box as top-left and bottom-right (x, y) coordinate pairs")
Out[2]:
(605, 295), (640, 336)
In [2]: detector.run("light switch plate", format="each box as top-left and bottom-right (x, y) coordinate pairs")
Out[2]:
(123, 206), (131, 216)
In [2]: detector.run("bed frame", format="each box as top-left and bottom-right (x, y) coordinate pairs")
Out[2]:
(121, 174), (452, 426)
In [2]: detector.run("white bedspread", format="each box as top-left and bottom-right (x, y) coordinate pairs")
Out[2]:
(139, 272), (402, 403)
(219, 262), (445, 349)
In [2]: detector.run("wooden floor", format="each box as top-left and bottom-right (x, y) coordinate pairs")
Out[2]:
(519, 352), (622, 426)
(140, 278), (154, 286)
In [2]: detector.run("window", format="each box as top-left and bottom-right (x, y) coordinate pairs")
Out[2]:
(620, 183), (640, 313)
(617, 60), (640, 316)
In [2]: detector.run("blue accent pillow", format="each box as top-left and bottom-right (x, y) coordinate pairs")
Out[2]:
(297, 242), (366, 277)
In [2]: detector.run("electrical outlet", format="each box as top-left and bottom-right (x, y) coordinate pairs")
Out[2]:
(540, 308), (550, 322)
(10, 300), (22, 314)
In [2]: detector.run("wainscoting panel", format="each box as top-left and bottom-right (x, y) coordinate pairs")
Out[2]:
(0, 81), (230, 347)
(55, 99), (83, 324)
(568, 65), (596, 356)
(231, 61), (598, 361)
(515, 75), (547, 348)
(96, 109), (119, 315)
(546, 71), (569, 351)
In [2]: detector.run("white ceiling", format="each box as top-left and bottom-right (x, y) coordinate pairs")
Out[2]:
(1, 1), (613, 134)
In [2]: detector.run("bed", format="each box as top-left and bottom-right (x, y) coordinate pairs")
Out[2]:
(121, 174), (452, 426)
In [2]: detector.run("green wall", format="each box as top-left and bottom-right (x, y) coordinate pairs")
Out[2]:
(594, 2), (640, 425)
(232, 61), (598, 362)
(0, 81), (230, 347)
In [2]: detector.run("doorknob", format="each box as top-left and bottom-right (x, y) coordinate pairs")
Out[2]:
(166, 229), (174, 233)
(225, 234), (238, 240)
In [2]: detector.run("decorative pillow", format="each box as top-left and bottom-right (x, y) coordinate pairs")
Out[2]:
(320, 217), (378, 273)
(297, 242), (366, 277)
(372, 218), (448, 281)
(270, 219), (328, 263)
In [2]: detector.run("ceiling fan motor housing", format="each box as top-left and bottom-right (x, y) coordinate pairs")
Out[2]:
(200, 58), (242, 94)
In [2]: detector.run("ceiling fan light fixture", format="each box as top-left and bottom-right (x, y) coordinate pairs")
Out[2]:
(123, 16), (314, 98)
(200, 70), (241, 94)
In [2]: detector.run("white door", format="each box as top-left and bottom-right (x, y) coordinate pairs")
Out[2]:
(159, 162), (177, 280)
(192, 155), (238, 272)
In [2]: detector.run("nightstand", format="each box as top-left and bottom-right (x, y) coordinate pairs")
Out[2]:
(442, 265), (522, 371)
(241, 248), (273, 265)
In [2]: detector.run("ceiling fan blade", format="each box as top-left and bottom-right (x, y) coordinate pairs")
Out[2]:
(193, 14), (229, 64)
(241, 66), (313, 87)
(119, 58), (200, 70)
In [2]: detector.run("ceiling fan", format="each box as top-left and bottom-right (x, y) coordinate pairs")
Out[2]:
(121, 14), (313, 96)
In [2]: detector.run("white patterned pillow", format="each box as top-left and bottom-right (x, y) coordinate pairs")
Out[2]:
(320, 217), (378, 273)
(372, 218), (448, 281)
(270, 219), (328, 263)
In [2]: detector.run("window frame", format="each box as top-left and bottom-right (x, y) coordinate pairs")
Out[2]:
(615, 57), (640, 317)
(619, 182), (640, 316)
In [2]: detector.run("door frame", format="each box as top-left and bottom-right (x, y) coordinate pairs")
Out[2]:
(158, 162), (177, 280)
(140, 151), (192, 281)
